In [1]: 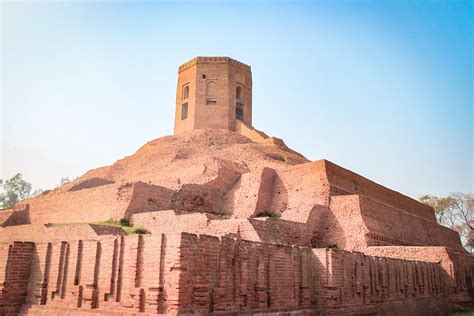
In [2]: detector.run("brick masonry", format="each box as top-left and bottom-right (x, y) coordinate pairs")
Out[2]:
(174, 57), (252, 134)
(0, 57), (473, 315)
(1, 234), (470, 315)
(0, 242), (35, 316)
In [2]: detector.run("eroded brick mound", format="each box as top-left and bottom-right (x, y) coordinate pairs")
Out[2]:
(2, 129), (307, 226)
(0, 128), (469, 255)
(0, 128), (472, 315)
(69, 128), (307, 187)
(1, 55), (472, 315)
(68, 178), (114, 192)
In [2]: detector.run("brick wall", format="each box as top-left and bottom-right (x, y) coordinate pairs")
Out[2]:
(20, 235), (174, 315)
(312, 248), (452, 315)
(174, 233), (454, 315)
(364, 246), (474, 304)
(174, 233), (314, 314)
(0, 241), (35, 316)
(122, 182), (175, 219)
(324, 160), (436, 222)
(4, 233), (471, 315)
(329, 195), (466, 252)
(222, 166), (275, 218)
(174, 57), (252, 135)
(130, 209), (314, 247)
(271, 161), (331, 223)
(234, 120), (269, 144)
(0, 204), (30, 227)
(16, 183), (128, 225)
(359, 196), (464, 251)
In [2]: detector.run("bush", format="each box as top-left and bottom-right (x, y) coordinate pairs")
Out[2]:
(104, 218), (118, 225)
(119, 218), (131, 227)
(133, 227), (150, 235)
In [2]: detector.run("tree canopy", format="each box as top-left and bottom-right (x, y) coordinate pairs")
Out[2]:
(0, 173), (41, 209)
(420, 193), (473, 253)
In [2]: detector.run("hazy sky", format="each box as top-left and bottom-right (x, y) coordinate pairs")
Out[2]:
(1, 0), (472, 199)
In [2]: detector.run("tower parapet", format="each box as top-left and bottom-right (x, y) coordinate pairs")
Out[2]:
(174, 56), (252, 135)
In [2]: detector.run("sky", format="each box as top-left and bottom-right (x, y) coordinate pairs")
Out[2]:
(1, 0), (472, 199)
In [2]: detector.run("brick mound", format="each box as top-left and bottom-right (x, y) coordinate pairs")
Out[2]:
(2, 129), (308, 226)
(0, 128), (473, 315)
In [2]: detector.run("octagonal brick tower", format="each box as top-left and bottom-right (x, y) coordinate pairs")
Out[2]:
(174, 57), (252, 135)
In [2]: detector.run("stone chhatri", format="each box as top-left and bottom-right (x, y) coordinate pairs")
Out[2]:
(0, 57), (472, 316)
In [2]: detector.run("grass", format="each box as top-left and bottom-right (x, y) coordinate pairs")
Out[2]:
(253, 212), (281, 220)
(269, 213), (281, 220)
(215, 213), (231, 219)
(46, 218), (150, 235)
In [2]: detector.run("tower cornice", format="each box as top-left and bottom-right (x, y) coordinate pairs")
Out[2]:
(178, 56), (251, 73)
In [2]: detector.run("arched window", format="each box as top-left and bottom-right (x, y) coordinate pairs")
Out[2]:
(206, 81), (217, 98)
(236, 86), (243, 100)
(182, 85), (190, 100)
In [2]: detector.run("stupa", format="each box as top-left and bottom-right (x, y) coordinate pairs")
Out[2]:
(0, 57), (472, 316)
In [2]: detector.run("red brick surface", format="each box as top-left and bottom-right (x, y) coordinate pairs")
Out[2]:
(174, 57), (252, 135)
(0, 57), (472, 315)
(0, 242), (35, 316)
(1, 234), (470, 315)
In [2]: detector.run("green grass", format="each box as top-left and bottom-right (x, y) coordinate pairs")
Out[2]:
(46, 218), (150, 235)
(215, 213), (231, 219)
(269, 213), (281, 220)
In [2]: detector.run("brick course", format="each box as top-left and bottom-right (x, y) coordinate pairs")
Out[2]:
(0, 56), (472, 315)
(0, 234), (469, 315)
(0, 242), (35, 316)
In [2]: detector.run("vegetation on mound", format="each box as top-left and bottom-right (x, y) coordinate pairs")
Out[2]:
(253, 211), (281, 220)
(0, 173), (43, 209)
(101, 218), (150, 235)
(216, 213), (231, 220)
(47, 218), (150, 235)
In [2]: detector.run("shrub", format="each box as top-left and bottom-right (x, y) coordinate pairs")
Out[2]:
(119, 218), (131, 227)
(133, 227), (150, 235)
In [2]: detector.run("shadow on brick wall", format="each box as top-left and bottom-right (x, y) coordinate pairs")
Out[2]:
(0, 242), (35, 316)
(2, 234), (472, 315)
(1, 204), (31, 228)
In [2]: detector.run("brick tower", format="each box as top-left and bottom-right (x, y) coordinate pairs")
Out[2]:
(174, 57), (252, 135)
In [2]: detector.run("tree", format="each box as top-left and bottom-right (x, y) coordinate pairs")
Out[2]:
(58, 177), (71, 186)
(420, 193), (474, 253)
(0, 173), (40, 209)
